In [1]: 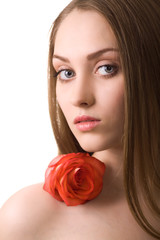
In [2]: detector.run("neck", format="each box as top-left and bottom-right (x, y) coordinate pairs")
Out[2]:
(92, 148), (125, 204)
(93, 147), (124, 167)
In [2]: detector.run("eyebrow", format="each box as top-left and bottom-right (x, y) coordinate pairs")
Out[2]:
(53, 48), (119, 63)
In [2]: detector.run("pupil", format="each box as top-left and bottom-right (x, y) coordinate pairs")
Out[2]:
(105, 65), (112, 72)
(65, 70), (72, 77)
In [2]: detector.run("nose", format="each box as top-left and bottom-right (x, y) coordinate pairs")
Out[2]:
(70, 75), (95, 107)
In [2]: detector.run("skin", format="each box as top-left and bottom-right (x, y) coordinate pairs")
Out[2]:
(54, 9), (124, 193)
(0, 9), (156, 240)
(54, 10), (124, 155)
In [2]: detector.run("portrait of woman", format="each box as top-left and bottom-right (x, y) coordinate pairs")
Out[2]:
(0, 0), (160, 239)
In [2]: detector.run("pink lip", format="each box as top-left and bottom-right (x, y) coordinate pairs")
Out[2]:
(74, 115), (101, 132)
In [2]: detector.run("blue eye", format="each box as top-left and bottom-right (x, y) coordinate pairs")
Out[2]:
(55, 69), (74, 80)
(97, 65), (118, 77)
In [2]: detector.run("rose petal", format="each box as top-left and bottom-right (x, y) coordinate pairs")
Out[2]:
(43, 153), (106, 206)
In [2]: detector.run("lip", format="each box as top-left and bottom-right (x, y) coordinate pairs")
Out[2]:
(74, 115), (101, 132)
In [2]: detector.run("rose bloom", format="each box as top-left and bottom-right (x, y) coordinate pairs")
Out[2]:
(43, 153), (106, 206)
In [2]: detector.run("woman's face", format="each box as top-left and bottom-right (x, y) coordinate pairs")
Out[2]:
(53, 10), (124, 153)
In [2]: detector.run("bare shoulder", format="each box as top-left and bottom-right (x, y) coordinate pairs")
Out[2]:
(0, 183), (61, 240)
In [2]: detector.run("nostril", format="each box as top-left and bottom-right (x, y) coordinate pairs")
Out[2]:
(80, 102), (89, 106)
(70, 83), (95, 107)
(73, 96), (95, 107)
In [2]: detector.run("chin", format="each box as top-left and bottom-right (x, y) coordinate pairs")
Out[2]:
(78, 137), (123, 153)
(79, 141), (110, 153)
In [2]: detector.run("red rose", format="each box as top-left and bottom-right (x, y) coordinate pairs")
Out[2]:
(43, 153), (106, 206)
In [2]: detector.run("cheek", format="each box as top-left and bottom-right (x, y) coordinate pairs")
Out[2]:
(56, 86), (70, 120)
(100, 80), (124, 113)
(112, 90), (124, 118)
(101, 84), (125, 130)
(56, 84), (64, 109)
(56, 83), (60, 102)
(112, 79), (124, 111)
(111, 90), (124, 112)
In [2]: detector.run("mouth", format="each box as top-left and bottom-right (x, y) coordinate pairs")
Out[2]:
(74, 115), (101, 132)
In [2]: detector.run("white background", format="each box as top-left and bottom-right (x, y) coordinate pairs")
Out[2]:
(0, 0), (71, 207)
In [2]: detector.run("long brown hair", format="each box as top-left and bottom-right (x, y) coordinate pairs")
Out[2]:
(48, 0), (160, 238)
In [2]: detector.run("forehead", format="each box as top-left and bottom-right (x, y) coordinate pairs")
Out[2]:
(54, 10), (118, 56)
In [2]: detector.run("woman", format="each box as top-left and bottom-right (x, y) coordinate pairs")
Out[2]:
(0, 0), (160, 239)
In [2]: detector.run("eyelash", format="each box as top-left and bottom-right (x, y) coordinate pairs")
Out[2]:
(54, 64), (119, 81)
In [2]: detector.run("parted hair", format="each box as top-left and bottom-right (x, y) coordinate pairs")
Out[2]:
(48, 0), (160, 238)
